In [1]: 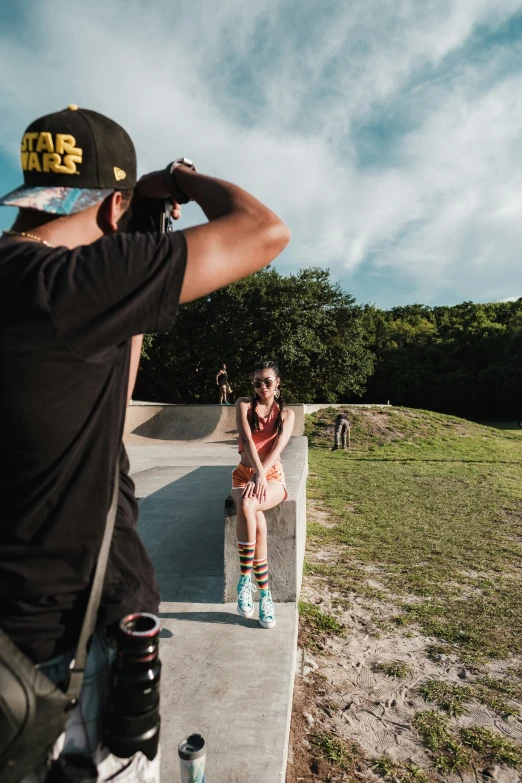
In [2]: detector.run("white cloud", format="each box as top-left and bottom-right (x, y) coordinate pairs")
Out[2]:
(1, 0), (522, 306)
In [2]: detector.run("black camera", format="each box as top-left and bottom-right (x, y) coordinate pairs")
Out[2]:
(126, 198), (173, 233)
(103, 613), (162, 761)
(125, 158), (195, 233)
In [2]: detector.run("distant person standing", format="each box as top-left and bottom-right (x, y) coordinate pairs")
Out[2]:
(332, 411), (350, 450)
(216, 363), (230, 405)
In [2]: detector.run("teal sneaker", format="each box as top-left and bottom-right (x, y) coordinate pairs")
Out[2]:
(259, 588), (276, 629)
(237, 575), (256, 618)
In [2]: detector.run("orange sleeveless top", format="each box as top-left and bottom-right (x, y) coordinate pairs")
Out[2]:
(238, 402), (280, 458)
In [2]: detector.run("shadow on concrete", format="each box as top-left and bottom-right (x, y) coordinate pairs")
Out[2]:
(159, 611), (259, 628)
(132, 406), (226, 441)
(137, 465), (232, 603)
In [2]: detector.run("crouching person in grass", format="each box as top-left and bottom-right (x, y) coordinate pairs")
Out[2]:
(232, 361), (294, 628)
(332, 411), (350, 450)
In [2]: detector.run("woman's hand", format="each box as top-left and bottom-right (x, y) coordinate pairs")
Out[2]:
(240, 471), (267, 503)
(254, 472), (268, 504)
(241, 478), (257, 499)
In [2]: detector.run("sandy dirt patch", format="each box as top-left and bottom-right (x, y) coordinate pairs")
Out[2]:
(287, 578), (522, 783)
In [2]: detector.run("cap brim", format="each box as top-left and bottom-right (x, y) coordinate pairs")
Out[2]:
(0, 185), (114, 215)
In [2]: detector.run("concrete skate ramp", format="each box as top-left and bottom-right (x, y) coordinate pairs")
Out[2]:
(124, 403), (304, 444)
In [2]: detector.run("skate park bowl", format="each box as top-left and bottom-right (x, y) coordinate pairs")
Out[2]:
(124, 401), (305, 444)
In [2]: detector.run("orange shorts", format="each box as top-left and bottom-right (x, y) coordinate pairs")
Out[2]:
(232, 461), (288, 500)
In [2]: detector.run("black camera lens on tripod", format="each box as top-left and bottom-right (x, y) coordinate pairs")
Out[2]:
(103, 613), (162, 761)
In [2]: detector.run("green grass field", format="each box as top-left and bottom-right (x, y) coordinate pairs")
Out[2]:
(305, 406), (522, 662)
(297, 407), (522, 780)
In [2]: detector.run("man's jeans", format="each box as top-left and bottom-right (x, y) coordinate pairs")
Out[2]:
(334, 420), (350, 449)
(22, 630), (160, 783)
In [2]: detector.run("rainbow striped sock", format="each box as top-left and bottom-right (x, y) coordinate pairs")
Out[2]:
(253, 556), (269, 590)
(237, 541), (256, 578)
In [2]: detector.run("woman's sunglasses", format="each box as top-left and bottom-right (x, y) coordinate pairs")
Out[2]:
(253, 378), (276, 388)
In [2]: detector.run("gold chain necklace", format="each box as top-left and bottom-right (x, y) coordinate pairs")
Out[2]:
(2, 229), (52, 247)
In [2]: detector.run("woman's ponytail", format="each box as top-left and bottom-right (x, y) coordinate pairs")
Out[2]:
(276, 388), (284, 435)
(250, 390), (260, 433)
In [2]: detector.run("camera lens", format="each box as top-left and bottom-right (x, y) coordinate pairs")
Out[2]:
(103, 613), (162, 761)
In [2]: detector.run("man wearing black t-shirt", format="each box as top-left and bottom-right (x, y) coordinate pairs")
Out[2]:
(0, 105), (290, 781)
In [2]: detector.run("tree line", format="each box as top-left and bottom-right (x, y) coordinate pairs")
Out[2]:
(134, 267), (522, 420)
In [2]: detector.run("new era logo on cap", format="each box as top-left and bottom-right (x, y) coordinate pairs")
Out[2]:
(0, 105), (137, 215)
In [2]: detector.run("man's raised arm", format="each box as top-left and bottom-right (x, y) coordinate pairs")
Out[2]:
(134, 166), (291, 303)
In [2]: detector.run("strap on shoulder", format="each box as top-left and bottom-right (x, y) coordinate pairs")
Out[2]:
(66, 460), (119, 697)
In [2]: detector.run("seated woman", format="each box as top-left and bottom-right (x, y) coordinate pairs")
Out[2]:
(232, 361), (295, 628)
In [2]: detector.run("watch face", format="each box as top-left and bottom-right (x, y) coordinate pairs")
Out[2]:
(176, 157), (194, 169)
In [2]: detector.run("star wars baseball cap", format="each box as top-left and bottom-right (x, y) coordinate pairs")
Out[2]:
(0, 105), (137, 215)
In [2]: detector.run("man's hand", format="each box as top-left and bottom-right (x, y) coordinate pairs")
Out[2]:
(134, 164), (196, 213)
(133, 170), (171, 199)
(132, 171), (184, 220)
(170, 202), (182, 221)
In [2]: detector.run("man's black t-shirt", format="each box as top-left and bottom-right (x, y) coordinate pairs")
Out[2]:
(0, 231), (187, 663)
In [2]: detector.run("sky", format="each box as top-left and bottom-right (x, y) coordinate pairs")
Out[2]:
(1, 0), (522, 309)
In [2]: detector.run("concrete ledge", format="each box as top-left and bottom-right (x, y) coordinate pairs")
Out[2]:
(224, 437), (308, 602)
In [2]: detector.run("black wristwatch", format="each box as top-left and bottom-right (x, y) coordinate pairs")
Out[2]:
(164, 158), (196, 204)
